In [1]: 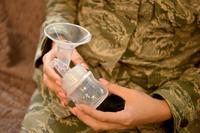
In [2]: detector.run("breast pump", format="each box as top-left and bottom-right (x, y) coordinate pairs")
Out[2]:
(44, 23), (108, 108)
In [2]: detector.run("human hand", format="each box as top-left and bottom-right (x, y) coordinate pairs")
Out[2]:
(42, 42), (88, 106)
(70, 79), (172, 131)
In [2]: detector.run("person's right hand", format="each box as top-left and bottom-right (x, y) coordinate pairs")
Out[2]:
(42, 42), (88, 106)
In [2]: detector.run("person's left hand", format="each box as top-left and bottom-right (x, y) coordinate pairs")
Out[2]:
(70, 79), (172, 131)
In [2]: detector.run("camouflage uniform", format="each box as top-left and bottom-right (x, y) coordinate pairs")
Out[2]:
(21, 0), (200, 132)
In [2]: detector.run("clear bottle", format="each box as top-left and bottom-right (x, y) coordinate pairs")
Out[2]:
(62, 64), (108, 108)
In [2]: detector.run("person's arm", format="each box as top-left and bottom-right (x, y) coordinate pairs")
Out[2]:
(151, 67), (200, 132)
(70, 67), (199, 132)
(70, 79), (172, 131)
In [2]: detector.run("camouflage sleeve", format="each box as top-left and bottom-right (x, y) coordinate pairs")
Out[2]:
(182, 0), (200, 16)
(152, 67), (200, 132)
(34, 0), (78, 68)
(150, 1), (200, 132)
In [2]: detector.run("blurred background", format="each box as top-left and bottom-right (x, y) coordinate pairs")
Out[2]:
(0, 0), (45, 132)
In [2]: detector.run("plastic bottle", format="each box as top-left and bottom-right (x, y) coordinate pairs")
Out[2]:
(62, 64), (108, 108)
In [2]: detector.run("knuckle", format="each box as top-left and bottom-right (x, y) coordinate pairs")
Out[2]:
(99, 117), (106, 122)
(122, 119), (132, 127)
(55, 89), (61, 95)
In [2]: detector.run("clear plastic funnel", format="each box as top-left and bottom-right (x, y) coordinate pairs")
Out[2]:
(44, 23), (91, 76)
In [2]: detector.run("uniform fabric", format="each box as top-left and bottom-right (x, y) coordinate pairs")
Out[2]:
(21, 0), (200, 132)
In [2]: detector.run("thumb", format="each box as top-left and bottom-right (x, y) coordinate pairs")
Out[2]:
(99, 78), (128, 99)
(71, 49), (89, 69)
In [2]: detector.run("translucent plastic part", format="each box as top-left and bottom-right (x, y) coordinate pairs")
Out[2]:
(62, 65), (108, 108)
(70, 72), (108, 108)
(44, 23), (91, 76)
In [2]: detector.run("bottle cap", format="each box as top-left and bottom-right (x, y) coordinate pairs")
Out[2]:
(62, 64), (87, 94)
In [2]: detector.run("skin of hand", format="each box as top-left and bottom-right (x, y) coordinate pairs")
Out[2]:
(42, 42), (88, 106)
(70, 79), (172, 131)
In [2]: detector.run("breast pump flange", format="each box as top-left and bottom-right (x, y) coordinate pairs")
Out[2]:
(44, 22), (92, 76)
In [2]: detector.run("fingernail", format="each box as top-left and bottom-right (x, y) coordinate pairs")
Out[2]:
(58, 92), (66, 98)
(72, 108), (77, 116)
(80, 63), (89, 70)
(99, 78), (108, 85)
(69, 107), (77, 116)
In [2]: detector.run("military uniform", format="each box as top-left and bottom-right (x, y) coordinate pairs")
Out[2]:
(21, 0), (200, 132)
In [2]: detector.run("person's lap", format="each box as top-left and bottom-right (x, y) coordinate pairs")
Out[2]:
(20, 89), (97, 133)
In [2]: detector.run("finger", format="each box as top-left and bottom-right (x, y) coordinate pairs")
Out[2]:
(71, 49), (89, 69)
(57, 91), (67, 100)
(71, 107), (126, 131)
(56, 89), (68, 105)
(61, 99), (68, 107)
(43, 74), (64, 95)
(43, 50), (61, 82)
(43, 74), (67, 104)
(76, 104), (127, 124)
(99, 79), (130, 99)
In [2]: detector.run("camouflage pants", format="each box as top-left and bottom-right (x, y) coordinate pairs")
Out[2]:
(20, 89), (168, 133)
